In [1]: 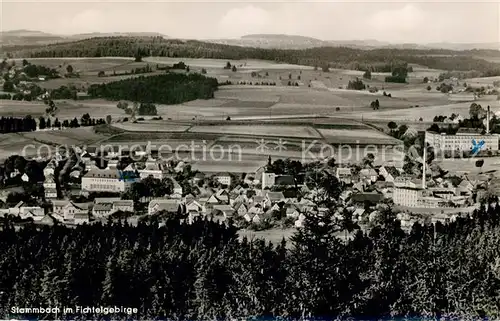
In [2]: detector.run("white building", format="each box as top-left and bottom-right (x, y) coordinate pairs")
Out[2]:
(426, 129), (499, 153)
(214, 173), (232, 187)
(148, 199), (184, 215)
(81, 169), (139, 193)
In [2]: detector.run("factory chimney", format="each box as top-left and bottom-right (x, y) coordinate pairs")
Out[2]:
(487, 105), (491, 134)
(422, 145), (426, 190)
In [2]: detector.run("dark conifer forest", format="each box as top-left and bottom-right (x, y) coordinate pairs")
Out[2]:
(2, 201), (500, 320)
(87, 73), (219, 104)
(4, 36), (500, 76)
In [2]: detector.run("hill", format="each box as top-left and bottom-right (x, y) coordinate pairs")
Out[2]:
(0, 29), (169, 46)
(0, 29), (67, 46)
(3, 36), (500, 76)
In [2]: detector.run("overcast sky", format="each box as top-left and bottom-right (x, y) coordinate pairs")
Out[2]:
(1, 1), (499, 43)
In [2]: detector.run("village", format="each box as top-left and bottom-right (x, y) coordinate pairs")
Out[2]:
(0, 131), (495, 235)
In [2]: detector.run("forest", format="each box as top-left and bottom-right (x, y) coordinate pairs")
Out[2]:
(4, 36), (500, 76)
(2, 186), (500, 319)
(87, 73), (219, 104)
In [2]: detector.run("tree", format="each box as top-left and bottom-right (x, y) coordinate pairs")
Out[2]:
(66, 65), (74, 74)
(232, 65), (237, 72)
(98, 71), (105, 77)
(321, 64), (330, 72)
(117, 101), (129, 110)
(363, 70), (372, 79)
(347, 78), (366, 90)
(226, 116), (231, 121)
(186, 66), (190, 72)
(427, 85), (432, 91)
(423, 76), (429, 83)
(363, 153), (376, 167)
(201, 68), (207, 74)
(106, 115), (112, 124)
(469, 103), (483, 119)
(225, 61), (231, 69)
(38, 116), (46, 130)
(388, 121), (398, 131)
(3, 81), (14, 92)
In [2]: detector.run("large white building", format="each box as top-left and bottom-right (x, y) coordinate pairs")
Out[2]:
(81, 169), (140, 193)
(425, 129), (498, 153)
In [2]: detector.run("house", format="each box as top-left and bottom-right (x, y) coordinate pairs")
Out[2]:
(69, 170), (81, 178)
(285, 203), (301, 218)
(43, 174), (58, 199)
(171, 178), (183, 197)
(192, 172), (205, 185)
(112, 200), (134, 213)
(21, 173), (29, 182)
(261, 172), (296, 189)
(3, 201), (44, 217)
(139, 161), (164, 180)
(359, 168), (378, 183)
(233, 202), (248, 216)
(81, 169), (140, 193)
(336, 167), (352, 184)
(52, 200), (90, 221)
(74, 213), (90, 225)
(214, 173), (232, 187)
(44, 174), (56, 189)
(106, 159), (119, 170)
(457, 178), (474, 196)
(92, 203), (113, 217)
(80, 151), (93, 164)
(350, 192), (384, 206)
(243, 173), (257, 186)
(45, 188), (57, 199)
(379, 166), (401, 183)
(212, 204), (235, 219)
(38, 214), (56, 226)
(186, 200), (205, 214)
(294, 213), (306, 228)
(148, 199), (184, 216)
(266, 191), (285, 205)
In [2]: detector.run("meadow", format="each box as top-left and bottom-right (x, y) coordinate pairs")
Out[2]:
(3, 56), (499, 168)
(189, 124), (321, 139)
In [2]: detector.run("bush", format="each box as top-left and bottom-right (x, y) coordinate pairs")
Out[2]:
(347, 78), (366, 90)
(385, 75), (406, 83)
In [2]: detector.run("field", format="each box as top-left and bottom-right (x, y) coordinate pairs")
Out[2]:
(189, 124), (321, 139)
(3, 56), (499, 168)
(111, 122), (190, 132)
(318, 128), (400, 145)
(20, 127), (108, 146)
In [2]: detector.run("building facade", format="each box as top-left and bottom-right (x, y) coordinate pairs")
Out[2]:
(425, 130), (499, 153)
(81, 169), (139, 193)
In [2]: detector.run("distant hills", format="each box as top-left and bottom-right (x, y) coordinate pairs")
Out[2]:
(204, 33), (499, 51)
(1, 30), (498, 51)
(0, 29), (169, 46)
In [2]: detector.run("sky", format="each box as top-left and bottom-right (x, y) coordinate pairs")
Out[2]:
(1, 0), (499, 44)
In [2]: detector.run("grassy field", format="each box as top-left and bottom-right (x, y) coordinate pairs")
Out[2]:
(111, 122), (191, 132)
(21, 127), (108, 146)
(0, 133), (52, 161)
(318, 128), (400, 145)
(189, 124), (321, 139)
(0, 100), (47, 117)
(436, 156), (500, 176)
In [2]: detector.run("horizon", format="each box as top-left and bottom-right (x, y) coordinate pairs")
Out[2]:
(3, 29), (500, 46)
(1, 1), (499, 44)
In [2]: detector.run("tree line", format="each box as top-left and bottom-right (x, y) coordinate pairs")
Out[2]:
(2, 196), (500, 319)
(87, 73), (219, 104)
(0, 116), (37, 133)
(5, 36), (500, 76)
